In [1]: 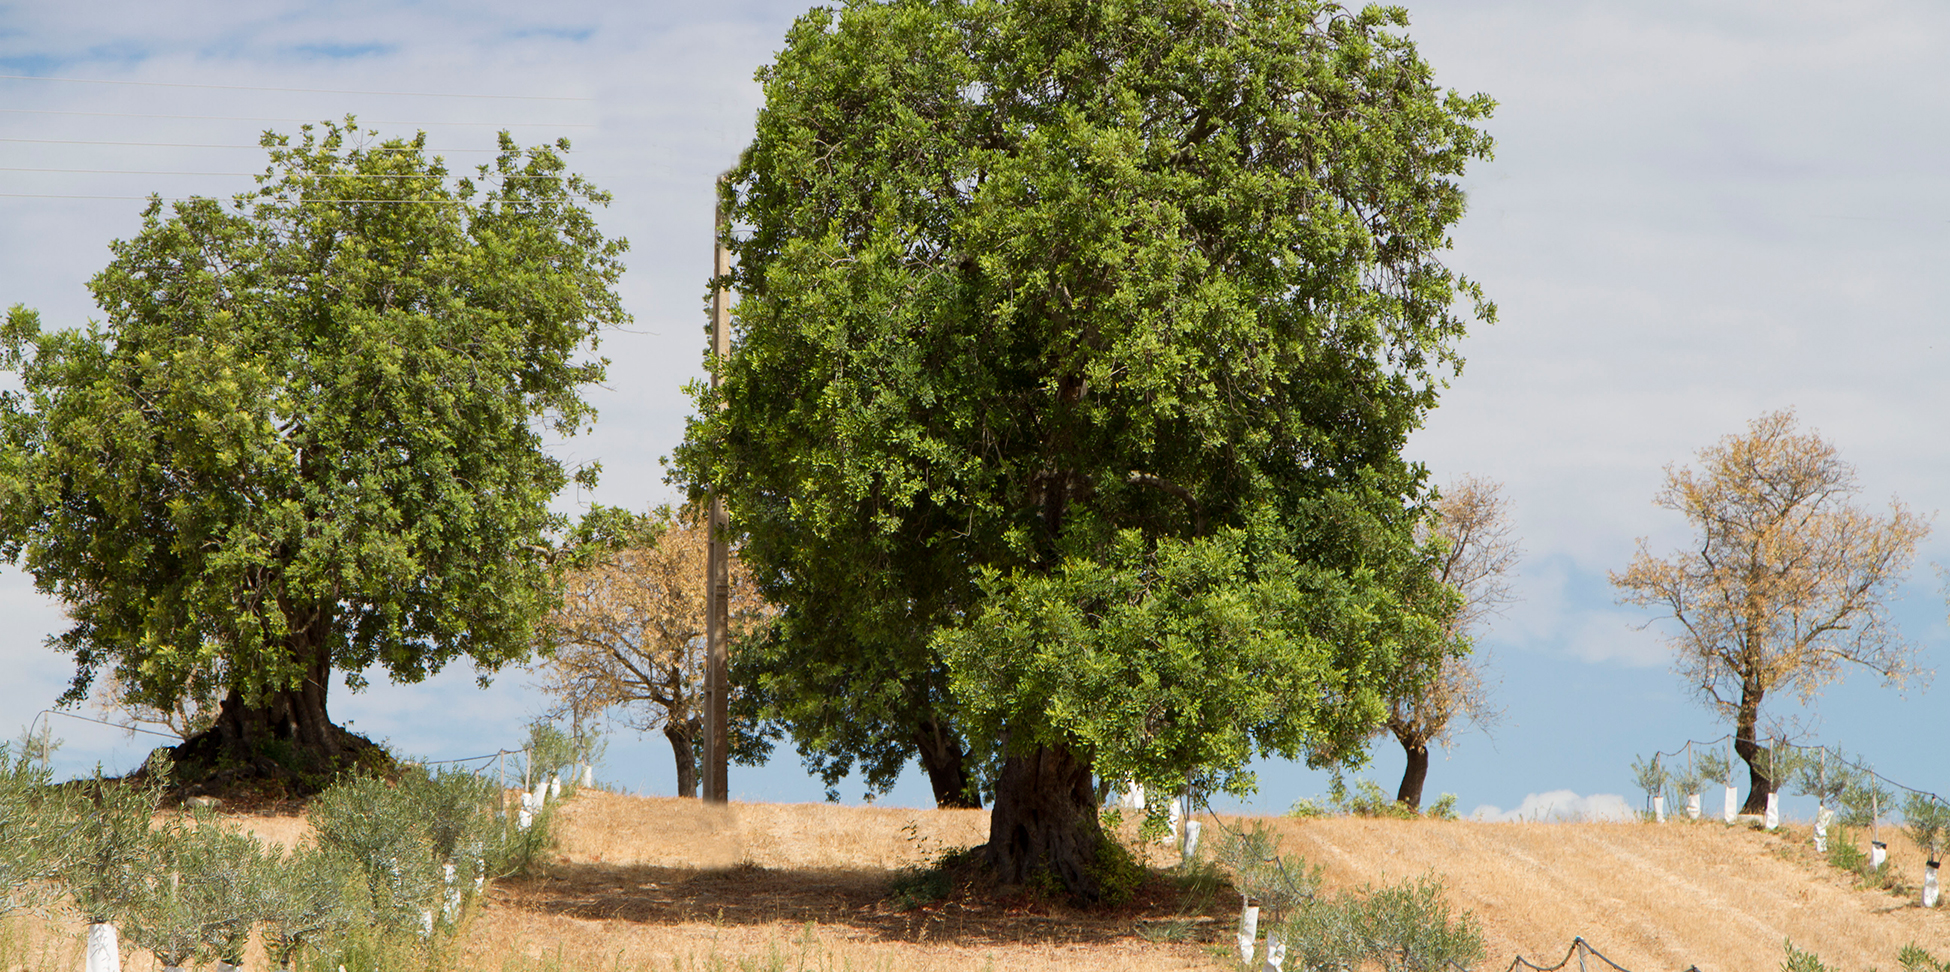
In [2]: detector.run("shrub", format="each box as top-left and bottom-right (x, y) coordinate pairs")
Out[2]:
(1900, 943), (1948, 972)
(1333, 779), (1417, 820)
(259, 842), (356, 971)
(1901, 793), (1949, 861)
(1630, 754), (1669, 814)
(1427, 794), (1460, 821)
(0, 742), (74, 915)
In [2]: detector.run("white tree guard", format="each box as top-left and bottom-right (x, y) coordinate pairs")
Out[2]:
(1262, 940), (1287, 972)
(1871, 841), (1887, 868)
(1236, 902), (1259, 965)
(517, 806), (533, 831)
(86, 923), (121, 972)
(532, 779), (547, 807)
(216, 962), (239, 972)
(579, 763), (595, 788)
(1764, 792), (1779, 830)
(1182, 820), (1202, 860)
(1925, 861), (1940, 908)
(548, 774), (560, 800)
(1653, 795), (1665, 823)
(444, 862), (461, 920)
(1722, 785), (1738, 824)
(1686, 793), (1701, 820)
(1813, 805), (1832, 853)
(420, 909), (434, 937)
(1166, 793), (1184, 847)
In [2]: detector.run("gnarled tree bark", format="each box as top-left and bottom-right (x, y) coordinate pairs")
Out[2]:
(983, 738), (1103, 901)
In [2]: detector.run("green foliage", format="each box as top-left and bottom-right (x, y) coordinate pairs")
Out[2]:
(1282, 875), (1487, 972)
(1782, 940), (1832, 972)
(57, 761), (169, 924)
(1085, 836), (1146, 907)
(259, 842), (357, 970)
(1900, 943), (1948, 972)
(521, 721), (577, 788)
(1698, 749), (1732, 786)
(1838, 770), (1893, 829)
(1427, 794), (1460, 821)
(1286, 798), (1330, 819)
(1901, 793), (1949, 860)
(678, 0), (1495, 809)
(1827, 827), (1868, 872)
(122, 811), (267, 968)
(1332, 778), (1417, 820)
(0, 116), (626, 727)
(308, 775), (443, 933)
(1630, 753), (1670, 810)
(1218, 822), (1482, 971)
(0, 742), (75, 914)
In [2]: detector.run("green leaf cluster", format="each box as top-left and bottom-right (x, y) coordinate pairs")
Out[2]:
(678, 0), (1493, 800)
(0, 116), (626, 715)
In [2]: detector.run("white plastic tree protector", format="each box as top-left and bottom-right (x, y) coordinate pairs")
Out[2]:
(420, 909), (434, 937)
(532, 779), (547, 807)
(1262, 940), (1287, 972)
(216, 962), (238, 972)
(548, 774), (560, 800)
(1764, 792), (1779, 830)
(1871, 841), (1887, 868)
(580, 763), (595, 788)
(1925, 861), (1940, 908)
(1237, 902), (1259, 965)
(85, 923), (121, 972)
(1687, 793), (1701, 820)
(1723, 785), (1738, 824)
(1165, 794), (1183, 847)
(1182, 820), (1202, 860)
(443, 862), (461, 920)
(1125, 781), (1145, 811)
(1653, 795), (1665, 823)
(1813, 805), (1832, 853)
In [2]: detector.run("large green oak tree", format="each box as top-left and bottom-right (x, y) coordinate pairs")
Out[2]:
(675, 0), (1493, 896)
(0, 120), (628, 788)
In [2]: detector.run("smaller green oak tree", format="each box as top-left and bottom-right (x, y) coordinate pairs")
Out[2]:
(0, 118), (627, 789)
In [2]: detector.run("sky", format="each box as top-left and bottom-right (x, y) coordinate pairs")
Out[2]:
(2, 0), (1947, 823)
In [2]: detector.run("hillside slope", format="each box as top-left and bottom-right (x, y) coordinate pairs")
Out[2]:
(1262, 814), (1949, 971)
(239, 789), (1950, 972)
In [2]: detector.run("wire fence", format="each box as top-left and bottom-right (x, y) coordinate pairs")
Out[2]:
(1508, 937), (1700, 972)
(1644, 732), (1943, 807)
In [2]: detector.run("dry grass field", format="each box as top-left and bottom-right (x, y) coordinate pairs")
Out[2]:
(12, 789), (1950, 972)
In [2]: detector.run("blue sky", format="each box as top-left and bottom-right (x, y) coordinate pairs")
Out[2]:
(2, 0), (1947, 821)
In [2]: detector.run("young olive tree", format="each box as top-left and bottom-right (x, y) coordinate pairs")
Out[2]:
(1612, 410), (1930, 813)
(676, 0), (1493, 896)
(0, 117), (627, 790)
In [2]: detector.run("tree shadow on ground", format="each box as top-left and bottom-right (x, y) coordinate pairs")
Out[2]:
(496, 860), (1231, 948)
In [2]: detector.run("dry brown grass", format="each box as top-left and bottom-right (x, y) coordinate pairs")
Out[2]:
(12, 791), (1950, 972)
(1260, 813), (1950, 972)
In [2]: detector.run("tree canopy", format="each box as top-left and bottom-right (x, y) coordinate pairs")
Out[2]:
(0, 118), (627, 786)
(675, 0), (1493, 895)
(1612, 409), (1930, 813)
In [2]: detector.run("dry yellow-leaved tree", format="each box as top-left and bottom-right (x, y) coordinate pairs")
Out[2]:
(1387, 475), (1517, 810)
(1613, 409), (1930, 813)
(534, 507), (775, 797)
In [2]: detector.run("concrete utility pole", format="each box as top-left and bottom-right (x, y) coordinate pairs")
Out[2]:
(703, 178), (732, 804)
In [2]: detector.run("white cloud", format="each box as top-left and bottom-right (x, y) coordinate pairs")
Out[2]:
(1470, 790), (1635, 823)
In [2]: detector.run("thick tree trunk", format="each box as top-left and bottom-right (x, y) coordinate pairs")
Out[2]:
(913, 718), (980, 809)
(984, 739), (1103, 901)
(1735, 677), (1770, 814)
(665, 722), (699, 799)
(1393, 727), (1430, 811)
(168, 626), (381, 794)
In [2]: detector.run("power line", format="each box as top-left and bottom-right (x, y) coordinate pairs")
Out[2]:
(0, 108), (592, 128)
(0, 73), (589, 102)
(0, 137), (496, 152)
(0, 168), (577, 178)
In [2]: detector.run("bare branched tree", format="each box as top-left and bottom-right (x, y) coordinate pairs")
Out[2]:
(1612, 409), (1930, 813)
(533, 507), (776, 797)
(1388, 475), (1517, 810)
(90, 667), (219, 742)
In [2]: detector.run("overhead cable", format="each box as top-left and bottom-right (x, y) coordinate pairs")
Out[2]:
(0, 73), (589, 101)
